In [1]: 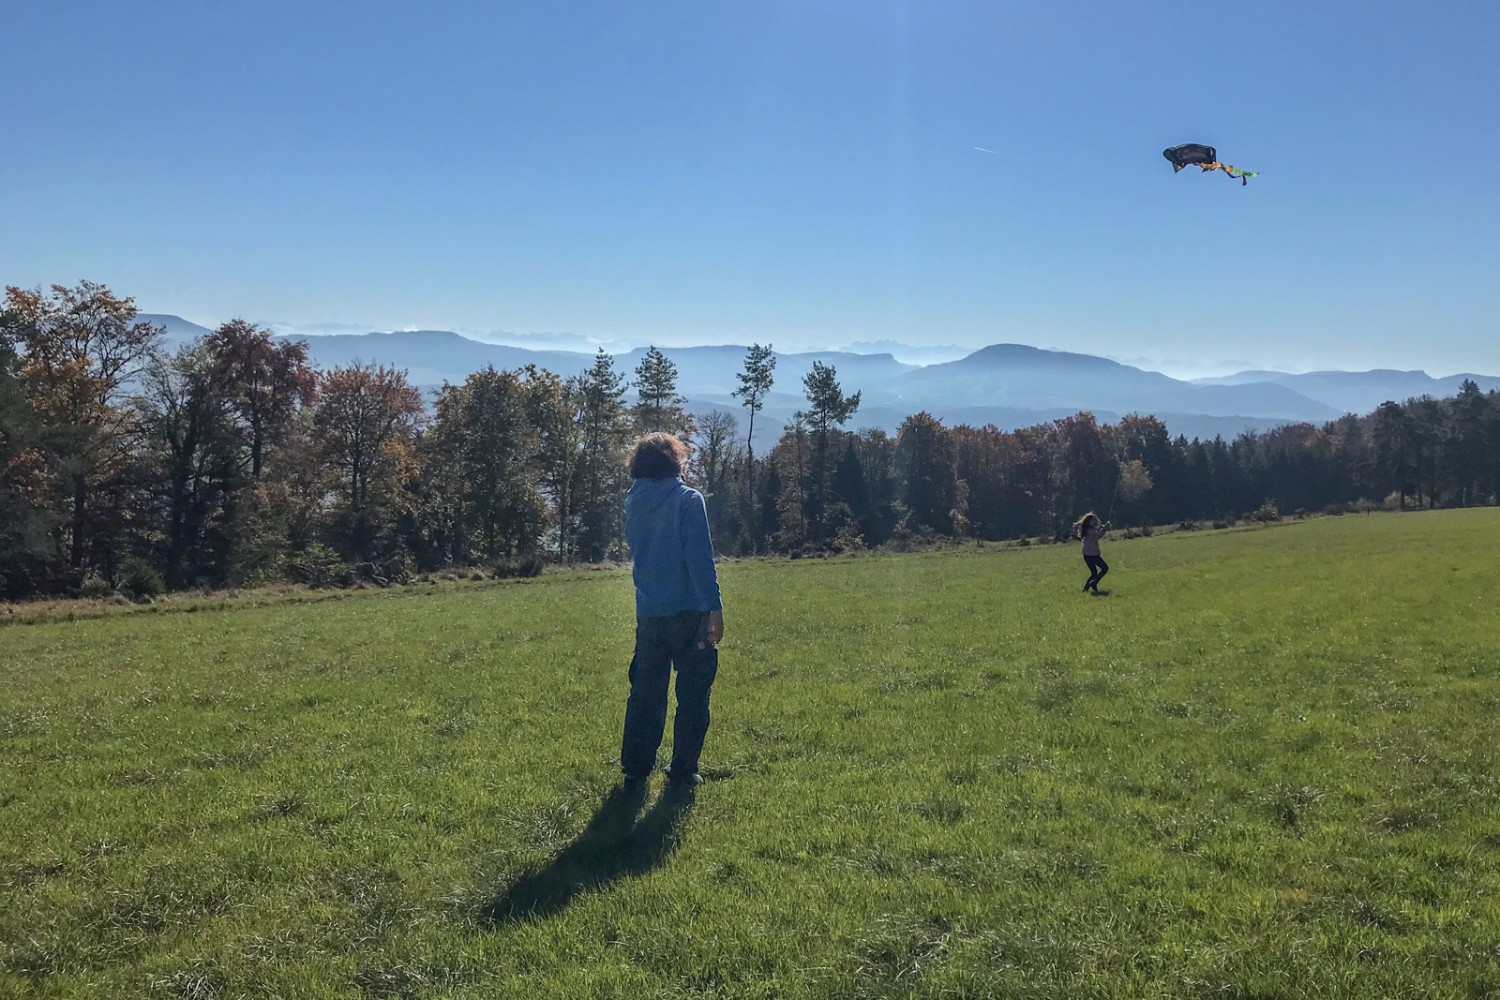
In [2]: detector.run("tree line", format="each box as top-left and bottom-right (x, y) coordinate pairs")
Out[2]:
(4, 280), (1499, 600)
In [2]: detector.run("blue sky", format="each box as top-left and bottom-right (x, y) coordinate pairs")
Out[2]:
(4, 1), (1498, 376)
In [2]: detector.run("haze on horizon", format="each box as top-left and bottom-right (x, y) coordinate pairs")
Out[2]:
(4, 2), (1498, 378)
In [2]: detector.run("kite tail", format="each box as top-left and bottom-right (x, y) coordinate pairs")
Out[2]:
(1190, 160), (1258, 185)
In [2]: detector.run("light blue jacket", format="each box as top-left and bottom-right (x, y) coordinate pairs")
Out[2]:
(624, 476), (723, 618)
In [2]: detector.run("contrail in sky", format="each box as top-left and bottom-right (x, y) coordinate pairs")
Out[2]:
(972, 146), (1002, 155)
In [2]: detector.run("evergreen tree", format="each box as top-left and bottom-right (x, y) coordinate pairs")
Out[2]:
(1448, 379), (1489, 506)
(632, 346), (689, 435)
(427, 366), (549, 562)
(523, 367), (579, 562)
(570, 349), (632, 561)
(795, 361), (860, 541)
(895, 412), (963, 535)
(1372, 402), (1416, 509)
(731, 343), (776, 548)
(831, 439), (868, 544)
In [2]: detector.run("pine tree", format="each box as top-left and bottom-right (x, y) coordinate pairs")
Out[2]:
(632, 346), (689, 435)
(795, 361), (860, 541)
(730, 343), (776, 535)
(570, 349), (632, 561)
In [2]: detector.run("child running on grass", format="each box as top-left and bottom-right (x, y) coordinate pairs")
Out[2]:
(1074, 511), (1110, 593)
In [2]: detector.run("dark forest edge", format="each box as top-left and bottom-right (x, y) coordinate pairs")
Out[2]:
(4, 280), (1498, 604)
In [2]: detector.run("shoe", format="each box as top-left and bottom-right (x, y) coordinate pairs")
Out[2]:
(621, 770), (650, 784)
(666, 769), (703, 787)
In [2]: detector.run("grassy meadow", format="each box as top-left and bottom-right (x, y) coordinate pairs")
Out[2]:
(2, 510), (1499, 998)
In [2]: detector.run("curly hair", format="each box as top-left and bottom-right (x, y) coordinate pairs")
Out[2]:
(627, 432), (690, 480)
(1072, 511), (1100, 540)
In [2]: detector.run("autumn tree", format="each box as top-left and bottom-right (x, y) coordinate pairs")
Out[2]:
(1054, 413), (1113, 531)
(0, 335), (56, 597)
(203, 319), (317, 479)
(1114, 459), (1154, 518)
(951, 424), (1027, 540)
(313, 363), (424, 560)
(2, 281), (161, 575)
(135, 345), (245, 586)
(689, 408), (740, 550)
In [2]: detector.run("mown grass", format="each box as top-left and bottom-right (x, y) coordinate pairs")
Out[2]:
(2, 510), (1498, 998)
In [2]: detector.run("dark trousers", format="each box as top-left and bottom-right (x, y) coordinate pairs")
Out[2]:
(621, 611), (719, 778)
(1084, 554), (1109, 590)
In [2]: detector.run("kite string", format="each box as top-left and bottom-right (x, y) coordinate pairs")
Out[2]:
(1106, 437), (1128, 524)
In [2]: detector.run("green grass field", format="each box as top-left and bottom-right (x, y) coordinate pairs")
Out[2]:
(3, 511), (1499, 999)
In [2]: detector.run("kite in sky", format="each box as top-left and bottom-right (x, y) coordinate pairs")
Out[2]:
(1163, 143), (1259, 185)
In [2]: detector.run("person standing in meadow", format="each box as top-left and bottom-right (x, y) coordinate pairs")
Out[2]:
(620, 433), (724, 787)
(1074, 511), (1110, 593)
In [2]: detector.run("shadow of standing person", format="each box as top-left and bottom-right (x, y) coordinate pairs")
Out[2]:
(479, 781), (698, 927)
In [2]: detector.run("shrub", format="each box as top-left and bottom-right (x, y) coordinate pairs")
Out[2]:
(287, 545), (349, 589)
(119, 558), (166, 601)
(380, 554), (415, 585)
(493, 555), (544, 579)
(1211, 519), (1231, 530)
(1253, 499), (1281, 523)
(79, 571), (115, 600)
(830, 525), (866, 555)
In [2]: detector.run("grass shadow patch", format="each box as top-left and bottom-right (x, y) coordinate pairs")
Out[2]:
(881, 670), (957, 693)
(478, 781), (696, 926)
(853, 912), (960, 995)
(915, 794), (966, 826)
(1035, 676), (1114, 712)
(1258, 784), (1324, 831)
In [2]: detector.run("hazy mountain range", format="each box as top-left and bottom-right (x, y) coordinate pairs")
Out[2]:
(139, 315), (1500, 446)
